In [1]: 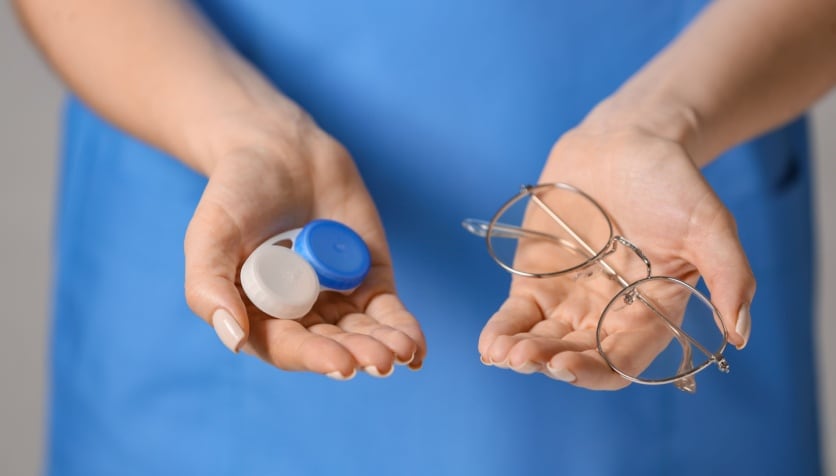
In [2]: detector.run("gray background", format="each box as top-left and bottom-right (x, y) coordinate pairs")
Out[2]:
(1, 4), (834, 475)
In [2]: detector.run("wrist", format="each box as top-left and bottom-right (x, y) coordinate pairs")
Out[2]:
(178, 92), (314, 176)
(583, 91), (708, 166)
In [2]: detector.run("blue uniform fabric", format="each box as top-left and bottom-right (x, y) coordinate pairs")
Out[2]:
(49, 2), (821, 475)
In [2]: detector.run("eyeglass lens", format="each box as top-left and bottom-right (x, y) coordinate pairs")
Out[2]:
(488, 185), (612, 277)
(597, 277), (726, 384)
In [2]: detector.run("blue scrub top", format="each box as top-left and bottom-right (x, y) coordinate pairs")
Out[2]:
(49, 2), (821, 475)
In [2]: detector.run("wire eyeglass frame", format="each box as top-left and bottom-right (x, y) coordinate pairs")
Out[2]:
(463, 182), (730, 393)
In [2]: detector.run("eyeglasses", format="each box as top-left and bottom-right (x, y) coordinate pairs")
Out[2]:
(463, 183), (730, 393)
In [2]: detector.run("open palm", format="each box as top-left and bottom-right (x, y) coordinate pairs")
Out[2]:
(185, 123), (425, 379)
(478, 126), (754, 390)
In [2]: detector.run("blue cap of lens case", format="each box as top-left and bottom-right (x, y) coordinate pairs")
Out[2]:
(240, 219), (371, 320)
(294, 219), (371, 291)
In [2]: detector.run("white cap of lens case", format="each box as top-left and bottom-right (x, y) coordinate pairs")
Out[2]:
(240, 220), (372, 319)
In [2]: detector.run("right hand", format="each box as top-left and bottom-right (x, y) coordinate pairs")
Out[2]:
(184, 107), (425, 379)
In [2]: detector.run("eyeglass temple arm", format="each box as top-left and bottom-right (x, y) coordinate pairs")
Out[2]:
(526, 192), (627, 283)
(461, 219), (584, 252)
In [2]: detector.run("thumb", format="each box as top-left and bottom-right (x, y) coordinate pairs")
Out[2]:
(687, 204), (756, 350)
(184, 199), (250, 353)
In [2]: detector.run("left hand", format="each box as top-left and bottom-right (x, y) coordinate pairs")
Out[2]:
(477, 104), (755, 390)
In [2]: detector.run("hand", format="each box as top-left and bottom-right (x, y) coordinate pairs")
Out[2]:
(184, 109), (425, 379)
(478, 103), (755, 390)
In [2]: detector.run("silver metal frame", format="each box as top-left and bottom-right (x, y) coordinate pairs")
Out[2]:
(464, 182), (730, 393)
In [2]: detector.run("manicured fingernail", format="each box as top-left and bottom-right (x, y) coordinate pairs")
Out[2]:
(511, 361), (541, 374)
(493, 359), (510, 369)
(364, 365), (394, 378)
(395, 351), (416, 365)
(326, 369), (356, 381)
(240, 342), (258, 357)
(546, 364), (576, 383)
(735, 303), (752, 350)
(480, 354), (492, 366)
(212, 308), (245, 353)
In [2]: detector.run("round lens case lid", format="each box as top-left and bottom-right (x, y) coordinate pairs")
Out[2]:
(240, 244), (320, 319)
(294, 219), (371, 291)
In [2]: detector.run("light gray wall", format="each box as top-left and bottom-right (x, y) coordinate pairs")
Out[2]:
(1, 4), (60, 475)
(1, 3), (834, 474)
(812, 91), (836, 475)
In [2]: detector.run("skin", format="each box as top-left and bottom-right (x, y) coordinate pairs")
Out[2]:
(13, 0), (836, 387)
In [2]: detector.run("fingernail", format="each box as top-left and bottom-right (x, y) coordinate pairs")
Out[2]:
(395, 351), (416, 366)
(326, 369), (356, 381)
(364, 365), (394, 378)
(408, 360), (423, 371)
(493, 359), (510, 369)
(212, 309), (245, 353)
(240, 342), (258, 357)
(511, 361), (542, 374)
(735, 303), (752, 350)
(480, 354), (492, 366)
(546, 363), (576, 383)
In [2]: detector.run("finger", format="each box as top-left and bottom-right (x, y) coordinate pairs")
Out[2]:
(529, 317), (575, 340)
(335, 313), (419, 366)
(545, 350), (630, 390)
(363, 293), (427, 370)
(478, 295), (543, 360)
(545, 325), (671, 390)
(485, 334), (525, 368)
(686, 203), (756, 349)
(308, 321), (397, 377)
(249, 318), (358, 378)
(495, 298), (596, 372)
(504, 335), (588, 374)
(184, 199), (249, 353)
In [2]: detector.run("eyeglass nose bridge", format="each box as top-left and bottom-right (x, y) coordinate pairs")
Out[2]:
(606, 236), (652, 280)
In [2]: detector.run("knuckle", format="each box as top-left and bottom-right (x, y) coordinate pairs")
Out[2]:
(492, 334), (517, 353)
(183, 279), (205, 311)
(509, 339), (540, 362)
